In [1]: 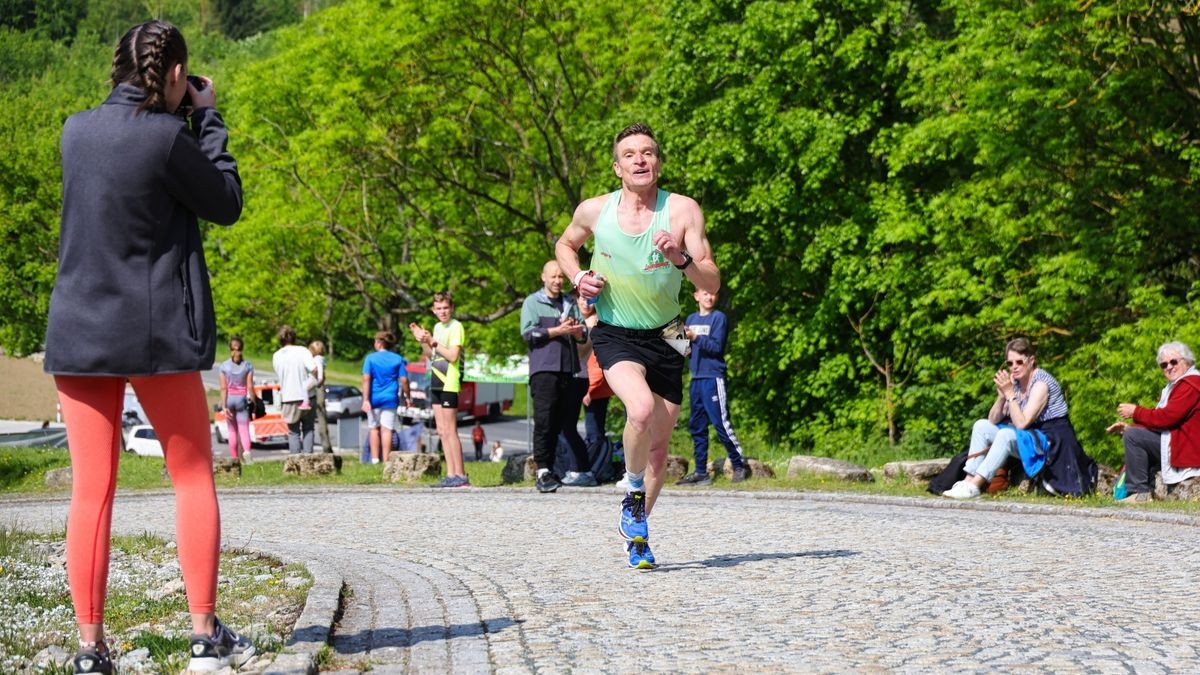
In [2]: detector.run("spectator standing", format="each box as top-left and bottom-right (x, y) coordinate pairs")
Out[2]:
(273, 326), (318, 454)
(309, 340), (331, 452)
(678, 289), (749, 485)
(409, 292), (469, 487)
(471, 420), (487, 461)
(361, 331), (409, 464)
(580, 299), (614, 456)
(219, 336), (257, 462)
(556, 123), (722, 569)
(43, 20), (253, 673)
(520, 261), (589, 493)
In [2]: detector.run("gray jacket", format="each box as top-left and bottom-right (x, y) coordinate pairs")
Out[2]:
(520, 289), (585, 376)
(44, 83), (242, 376)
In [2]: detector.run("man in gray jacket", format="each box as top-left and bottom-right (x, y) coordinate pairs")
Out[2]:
(520, 261), (588, 492)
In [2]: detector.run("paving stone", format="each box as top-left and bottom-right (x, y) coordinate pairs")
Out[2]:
(4, 487), (1200, 671)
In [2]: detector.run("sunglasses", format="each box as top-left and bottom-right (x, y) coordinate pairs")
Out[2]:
(1160, 359), (1180, 370)
(1006, 359), (1026, 367)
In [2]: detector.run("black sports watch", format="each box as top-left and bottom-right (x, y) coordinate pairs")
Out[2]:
(673, 250), (694, 270)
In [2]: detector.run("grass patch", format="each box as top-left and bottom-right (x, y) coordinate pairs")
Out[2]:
(7, 438), (1200, 516)
(0, 526), (309, 673)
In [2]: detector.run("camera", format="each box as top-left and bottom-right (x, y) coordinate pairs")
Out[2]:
(178, 75), (207, 115)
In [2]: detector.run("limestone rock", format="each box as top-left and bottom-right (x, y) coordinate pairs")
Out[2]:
(501, 453), (532, 484)
(665, 455), (689, 480)
(147, 577), (185, 601)
(34, 645), (71, 670)
(213, 457), (242, 478)
(383, 453), (441, 482)
(1094, 464), (1119, 496)
(283, 454), (338, 477)
(521, 454), (539, 482)
(44, 466), (72, 489)
(786, 455), (873, 482)
(709, 457), (775, 479)
(1166, 476), (1200, 501)
(882, 459), (950, 482)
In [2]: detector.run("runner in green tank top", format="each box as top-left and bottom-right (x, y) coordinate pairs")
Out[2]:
(556, 123), (721, 570)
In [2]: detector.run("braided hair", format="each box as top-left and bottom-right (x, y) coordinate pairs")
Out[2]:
(110, 20), (188, 114)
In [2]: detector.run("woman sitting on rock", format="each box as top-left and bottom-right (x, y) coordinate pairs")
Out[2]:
(1108, 341), (1200, 503)
(944, 337), (1096, 499)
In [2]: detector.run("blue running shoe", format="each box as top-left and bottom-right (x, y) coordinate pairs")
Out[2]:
(619, 491), (648, 541)
(626, 540), (657, 570)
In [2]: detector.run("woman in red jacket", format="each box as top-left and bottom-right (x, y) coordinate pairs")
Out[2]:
(1109, 341), (1200, 503)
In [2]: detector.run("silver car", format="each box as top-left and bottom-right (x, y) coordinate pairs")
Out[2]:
(324, 385), (364, 418)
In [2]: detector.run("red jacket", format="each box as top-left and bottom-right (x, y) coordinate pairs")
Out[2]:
(1133, 374), (1200, 468)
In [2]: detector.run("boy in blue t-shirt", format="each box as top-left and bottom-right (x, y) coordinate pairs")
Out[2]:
(362, 330), (410, 464)
(678, 289), (749, 485)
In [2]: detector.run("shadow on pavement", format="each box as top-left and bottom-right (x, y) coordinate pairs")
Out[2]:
(331, 617), (524, 653)
(655, 549), (858, 572)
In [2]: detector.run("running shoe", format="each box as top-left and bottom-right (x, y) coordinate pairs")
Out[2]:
(535, 471), (562, 493)
(619, 490), (648, 541)
(943, 480), (981, 499)
(676, 471), (712, 486)
(561, 471), (598, 487)
(73, 643), (112, 674)
(434, 475), (470, 488)
(187, 617), (255, 672)
(731, 464), (752, 483)
(626, 540), (657, 570)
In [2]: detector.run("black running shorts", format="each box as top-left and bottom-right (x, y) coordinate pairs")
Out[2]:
(430, 390), (459, 408)
(591, 322), (683, 405)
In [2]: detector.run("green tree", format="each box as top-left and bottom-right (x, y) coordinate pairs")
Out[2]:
(216, 0), (661, 358)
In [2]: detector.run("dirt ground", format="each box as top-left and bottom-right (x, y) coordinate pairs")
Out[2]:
(0, 356), (61, 422)
(0, 356), (221, 422)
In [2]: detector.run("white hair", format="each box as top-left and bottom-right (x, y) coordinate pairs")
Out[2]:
(1157, 341), (1195, 365)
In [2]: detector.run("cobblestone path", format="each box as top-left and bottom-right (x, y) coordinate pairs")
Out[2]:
(2, 487), (1198, 672)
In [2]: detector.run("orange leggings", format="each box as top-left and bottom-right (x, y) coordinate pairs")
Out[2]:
(56, 372), (220, 624)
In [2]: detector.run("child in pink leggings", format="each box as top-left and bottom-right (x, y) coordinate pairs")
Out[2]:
(219, 336), (257, 460)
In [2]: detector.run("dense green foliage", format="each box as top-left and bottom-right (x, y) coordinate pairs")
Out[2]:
(3, 0), (1199, 467)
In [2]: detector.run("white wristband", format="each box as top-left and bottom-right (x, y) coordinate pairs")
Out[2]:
(572, 269), (590, 287)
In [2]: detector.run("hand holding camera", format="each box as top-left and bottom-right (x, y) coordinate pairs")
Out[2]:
(179, 74), (215, 116)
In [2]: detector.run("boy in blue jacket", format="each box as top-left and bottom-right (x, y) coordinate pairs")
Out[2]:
(678, 289), (750, 485)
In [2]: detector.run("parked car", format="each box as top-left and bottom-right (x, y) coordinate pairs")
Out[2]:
(324, 384), (364, 418)
(124, 425), (163, 457)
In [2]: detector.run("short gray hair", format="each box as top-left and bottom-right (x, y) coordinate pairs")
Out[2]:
(1157, 341), (1195, 365)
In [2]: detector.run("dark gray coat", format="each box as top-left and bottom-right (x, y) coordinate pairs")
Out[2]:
(44, 83), (242, 376)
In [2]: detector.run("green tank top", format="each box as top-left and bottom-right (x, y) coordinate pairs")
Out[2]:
(592, 189), (682, 329)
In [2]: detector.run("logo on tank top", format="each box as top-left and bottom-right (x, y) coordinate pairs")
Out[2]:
(642, 249), (670, 272)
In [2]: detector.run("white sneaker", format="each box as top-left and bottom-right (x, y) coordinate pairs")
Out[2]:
(941, 480), (963, 496)
(615, 476), (631, 490)
(944, 480), (981, 499)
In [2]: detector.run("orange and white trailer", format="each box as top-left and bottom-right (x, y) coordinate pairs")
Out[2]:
(212, 382), (289, 447)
